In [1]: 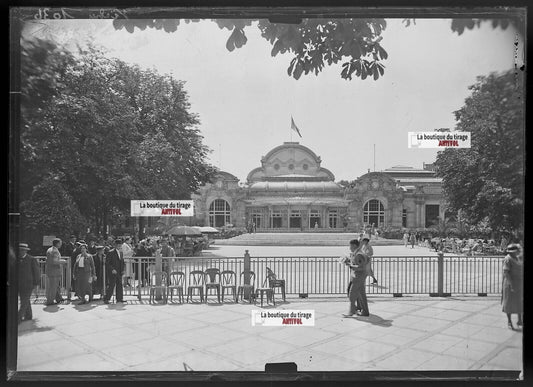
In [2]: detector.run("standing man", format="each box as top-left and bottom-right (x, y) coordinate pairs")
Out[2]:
(88, 240), (97, 255)
(160, 238), (176, 283)
(135, 240), (152, 286)
(103, 239), (125, 304)
(122, 236), (134, 287)
(62, 235), (76, 259)
(410, 232), (416, 249)
(343, 239), (370, 317)
(18, 243), (40, 323)
(45, 238), (66, 305)
(62, 235), (76, 298)
(70, 240), (85, 300)
(92, 245), (106, 299)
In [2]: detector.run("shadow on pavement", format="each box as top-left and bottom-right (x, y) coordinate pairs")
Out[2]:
(17, 319), (54, 335)
(73, 302), (98, 312)
(354, 313), (393, 327)
(42, 304), (62, 313)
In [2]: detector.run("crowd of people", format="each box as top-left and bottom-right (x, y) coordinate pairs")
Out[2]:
(16, 230), (523, 330)
(401, 230), (512, 256)
(15, 233), (208, 317)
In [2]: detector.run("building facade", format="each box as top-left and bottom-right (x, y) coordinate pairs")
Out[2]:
(192, 142), (446, 232)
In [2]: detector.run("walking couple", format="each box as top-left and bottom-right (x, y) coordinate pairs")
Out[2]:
(342, 238), (376, 317)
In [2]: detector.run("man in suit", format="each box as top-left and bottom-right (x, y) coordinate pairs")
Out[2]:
(135, 240), (151, 286)
(18, 243), (40, 323)
(160, 238), (175, 283)
(343, 239), (370, 317)
(61, 235), (77, 298)
(70, 240), (86, 300)
(61, 234), (76, 258)
(103, 239), (126, 304)
(45, 238), (66, 305)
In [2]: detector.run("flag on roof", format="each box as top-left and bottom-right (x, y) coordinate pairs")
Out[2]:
(291, 116), (302, 138)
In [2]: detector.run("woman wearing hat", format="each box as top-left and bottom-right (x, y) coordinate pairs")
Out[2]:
(72, 244), (96, 304)
(502, 244), (523, 329)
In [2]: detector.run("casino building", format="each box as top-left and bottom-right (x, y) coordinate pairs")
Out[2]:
(191, 142), (446, 232)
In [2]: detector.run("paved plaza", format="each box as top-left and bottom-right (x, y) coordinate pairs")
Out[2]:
(204, 243), (460, 258)
(16, 244), (521, 377)
(17, 294), (521, 374)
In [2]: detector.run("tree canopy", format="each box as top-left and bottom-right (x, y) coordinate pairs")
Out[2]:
(434, 70), (524, 238)
(112, 16), (523, 81)
(20, 37), (216, 241)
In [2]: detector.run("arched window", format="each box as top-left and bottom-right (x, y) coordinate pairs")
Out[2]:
(209, 199), (231, 227)
(363, 199), (385, 227)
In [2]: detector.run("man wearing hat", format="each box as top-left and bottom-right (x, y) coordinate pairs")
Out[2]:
(45, 238), (67, 305)
(92, 245), (106, 299)
(61, 234), (77, 259)
(103, 239), (126, 304)
(502, 243), (523, 329)
(18, 243), (40, 323)
(69, 240), (85, 300)
(61, 235), (77, 298)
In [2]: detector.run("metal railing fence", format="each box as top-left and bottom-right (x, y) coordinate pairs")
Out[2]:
(33, 254), (504, 299)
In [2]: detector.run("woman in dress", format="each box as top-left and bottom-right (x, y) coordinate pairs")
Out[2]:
(73, 244), (96, 304)
(403, 232), (409, 248)
(502, 244), (523, 329)
(358, 236), (378, 284)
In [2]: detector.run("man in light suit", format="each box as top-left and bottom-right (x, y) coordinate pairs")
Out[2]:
(45, 238), (66, 305)
(343, 239), (370, 317)
(103, 239), (125, 304)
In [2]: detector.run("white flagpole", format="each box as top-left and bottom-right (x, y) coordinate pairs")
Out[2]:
(373, 144), (376, 172)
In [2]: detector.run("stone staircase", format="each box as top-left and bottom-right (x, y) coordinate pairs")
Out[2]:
(214, 233), (402, 246)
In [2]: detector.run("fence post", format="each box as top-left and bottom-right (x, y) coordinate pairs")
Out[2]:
(155, 250), (162, 300)
(437, 251), (444, 297)
(244, 250), (251, 300)
(66, 259), (71, 300)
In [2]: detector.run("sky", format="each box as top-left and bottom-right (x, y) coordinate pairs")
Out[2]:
(23, 16), (523, 182)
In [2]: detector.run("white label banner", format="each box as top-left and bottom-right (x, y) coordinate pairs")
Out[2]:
(251, 310), (315, 326)
(408, 132), (471, 148)
(130, 200), (194, 217)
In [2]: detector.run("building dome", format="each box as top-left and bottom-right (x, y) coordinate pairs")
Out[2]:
(247, 142), (335, 183)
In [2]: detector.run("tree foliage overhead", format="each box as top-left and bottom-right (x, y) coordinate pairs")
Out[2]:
(113, 18), (389, 81)
(20, 37), (216, 238)
(112, 16), (523, 81)
(434, 70), (524, 236)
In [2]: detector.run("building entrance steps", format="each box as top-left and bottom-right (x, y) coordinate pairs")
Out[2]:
(215, 233), (402, 246)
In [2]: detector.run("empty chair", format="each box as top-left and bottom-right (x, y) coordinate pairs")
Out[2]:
(168, 271), (185, 303)
(267, 267), (286, 302)
(220, 270), (237, 303)
(255, 274), (275, 308)
(204, 268), (221, 303)
(148, 271), (168, 304)
(187, 270), (205, 303)
(237, 271), (256, 303)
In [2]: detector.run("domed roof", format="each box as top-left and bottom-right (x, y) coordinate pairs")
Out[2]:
(247, 142), (335, 182)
